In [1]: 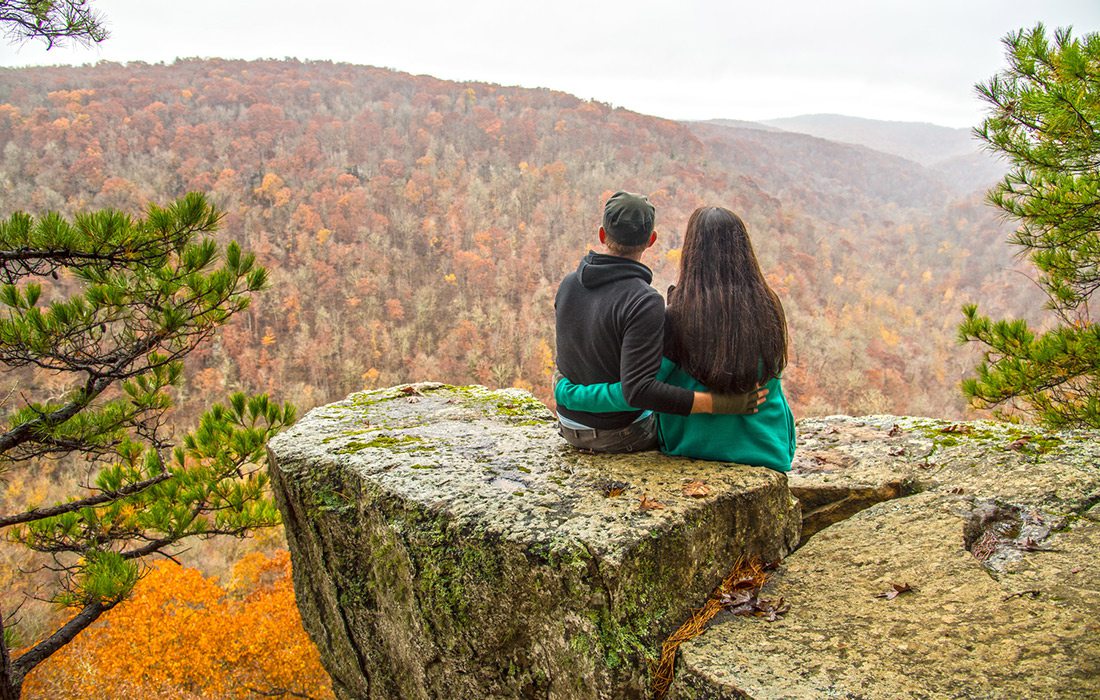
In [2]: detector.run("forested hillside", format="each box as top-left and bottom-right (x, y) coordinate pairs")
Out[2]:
(0, 58), (1040, 422)
(0, 57), (1048, 697)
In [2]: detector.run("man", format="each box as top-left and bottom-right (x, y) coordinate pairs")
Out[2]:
(554, 191), (759, 452)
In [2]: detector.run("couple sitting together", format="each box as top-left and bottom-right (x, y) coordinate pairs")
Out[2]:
(553, 191), (795, 473)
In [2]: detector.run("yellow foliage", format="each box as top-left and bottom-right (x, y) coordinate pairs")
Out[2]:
(254, 172), (284, 195)
(316, 228), (332, 245)
(879, 326), (901, 347)
(22, 552), (333, 700)
(362, 367), (380, 388)
(512, 378), (534, 392)
(665, 248), (682, 265)
(537, 338), (554, 382)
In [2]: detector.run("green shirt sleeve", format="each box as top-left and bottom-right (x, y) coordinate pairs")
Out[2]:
(555, 376), (633, 412)
(555, 357), (677, 412)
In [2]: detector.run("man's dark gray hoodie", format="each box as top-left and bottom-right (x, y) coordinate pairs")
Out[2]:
(554, 251), (694, 429)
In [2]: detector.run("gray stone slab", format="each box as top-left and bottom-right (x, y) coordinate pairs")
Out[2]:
(268, 383), (801, 700)
(670, 416), (1100, 700)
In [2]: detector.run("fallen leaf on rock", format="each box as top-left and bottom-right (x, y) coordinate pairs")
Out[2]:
(719, 589), (790, 621)
(638, 494), (665, 511)
(887, 425), (903, 437)
(757, 597), (790, 622)
(719, 589), (754, 609)
(970, 531), (1000, 562)
(1015, 537), (1057, 552)
(1008, 435), (1033, 451)
(682, 480), (710, 498)
(601, 480), (628, 498)
(1002, 589), (1041, 602)
(875, 582), (915, 600)
(941, 424), (972, 434)
(399, 386), (422, 396)
(888, 447), (906, 456)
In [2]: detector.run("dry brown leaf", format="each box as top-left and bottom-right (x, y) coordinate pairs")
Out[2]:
(682, 480), (710, 498)
(638, 494), (665, 511)
(941, 423), (972, 434)
(1008, 435), (1033, 451)
(874, 582), (915, 600)
(601, 480), (628, 498)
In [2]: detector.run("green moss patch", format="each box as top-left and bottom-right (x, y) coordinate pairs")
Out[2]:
(336, 434), (434, 454)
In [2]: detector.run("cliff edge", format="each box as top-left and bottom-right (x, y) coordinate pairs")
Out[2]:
(266, 383), (800, 700)
(268, 386), (1099, 699)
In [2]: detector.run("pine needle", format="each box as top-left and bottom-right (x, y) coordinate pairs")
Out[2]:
(651, 557), (771, 697)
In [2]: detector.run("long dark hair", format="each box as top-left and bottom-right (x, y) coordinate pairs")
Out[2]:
(665, 207), (787, 393)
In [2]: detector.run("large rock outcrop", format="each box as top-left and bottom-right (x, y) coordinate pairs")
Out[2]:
(670, 415), (1100, 699)
(267, 384), (801, 700)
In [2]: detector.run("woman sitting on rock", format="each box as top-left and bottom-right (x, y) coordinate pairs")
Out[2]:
(555, 206), (795, 472)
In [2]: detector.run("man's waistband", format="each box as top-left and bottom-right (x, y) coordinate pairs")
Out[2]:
(558, 414), (653, 441)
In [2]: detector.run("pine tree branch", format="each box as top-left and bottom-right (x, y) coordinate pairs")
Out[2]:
(0, 473), (171, 529)
(10, 600), (112, 682)
(0, 374), (111, 455)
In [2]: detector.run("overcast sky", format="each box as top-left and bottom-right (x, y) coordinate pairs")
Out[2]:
(1, 0), (1098, 128)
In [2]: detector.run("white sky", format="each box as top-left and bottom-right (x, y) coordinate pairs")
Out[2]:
(1, 0), (1098, 128)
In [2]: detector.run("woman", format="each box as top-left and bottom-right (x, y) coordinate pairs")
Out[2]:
(555, 206), (795, 472)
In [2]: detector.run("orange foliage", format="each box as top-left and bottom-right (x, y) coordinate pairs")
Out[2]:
(23, 551), (333, 700)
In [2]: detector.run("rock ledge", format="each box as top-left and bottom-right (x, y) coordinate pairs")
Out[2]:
(267, 383), (801, 700)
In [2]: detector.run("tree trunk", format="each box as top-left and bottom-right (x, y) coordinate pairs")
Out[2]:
(0, 607), (22, 700)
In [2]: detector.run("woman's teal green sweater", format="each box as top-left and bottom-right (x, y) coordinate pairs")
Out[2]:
(555, 357), (795, 473)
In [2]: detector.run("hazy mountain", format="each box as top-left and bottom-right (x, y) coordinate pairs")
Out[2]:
(932, 150), (1010, 196)
(688, 120), (954, 216)
(696, 118), (783, 133)
(762, 113), (977, 167)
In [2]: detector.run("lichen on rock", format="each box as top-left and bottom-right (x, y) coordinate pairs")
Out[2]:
(267, 383), (801, 700)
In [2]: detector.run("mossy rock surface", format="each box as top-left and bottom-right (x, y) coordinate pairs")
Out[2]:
(267, 383), (801, 700)
(670, 415), (1100, 700)
(789, 415), (1100, 540)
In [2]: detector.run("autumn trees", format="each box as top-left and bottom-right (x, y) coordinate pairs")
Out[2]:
(959, 25), (1100, 428)
(0, 195), (294, 699)
(21, 551), (333, 699)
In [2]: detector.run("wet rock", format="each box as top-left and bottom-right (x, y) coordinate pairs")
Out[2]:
(669, 416), (1100, 700)
(267, 383), (801, 700)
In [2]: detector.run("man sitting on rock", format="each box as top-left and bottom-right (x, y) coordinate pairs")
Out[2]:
(554, 191), (760, 453)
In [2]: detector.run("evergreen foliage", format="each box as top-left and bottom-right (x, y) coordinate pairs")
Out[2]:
(0, 0), (107, 47)
(0, 194), (294, 698)
(959, 24), (1100, 428)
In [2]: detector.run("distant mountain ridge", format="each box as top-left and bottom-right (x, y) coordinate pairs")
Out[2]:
(761, 113), (978, 167)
